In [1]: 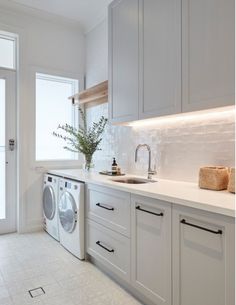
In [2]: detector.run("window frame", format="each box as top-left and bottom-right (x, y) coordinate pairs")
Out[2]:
(0, 31), (17, 71)
(30, 67), (84, 169)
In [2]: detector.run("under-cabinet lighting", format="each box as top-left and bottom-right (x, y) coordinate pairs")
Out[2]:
(127, 106), (235, 128)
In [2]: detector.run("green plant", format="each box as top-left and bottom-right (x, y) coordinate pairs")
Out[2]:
(53, 107), (108, 170)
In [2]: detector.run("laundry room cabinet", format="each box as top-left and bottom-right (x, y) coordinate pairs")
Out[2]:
(182, 0), (235, 112)
(85, 184), (131, 282)
(108, 0), (235, 124)
(108, 0), (139, 123)
(131, 195), (172, 305)
(139, 0), (181, 120)
(172, 205), (235, 305)
(85, 184), (235, 305)
(108, 0), (181, 123)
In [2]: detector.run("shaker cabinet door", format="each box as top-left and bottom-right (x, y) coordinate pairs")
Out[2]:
(172, 206), (235, 305)
(131, 195), (172, 305)
(139, 0), (181, 119)
(182, 0), (235, 112)
(108, 0), (139, 123)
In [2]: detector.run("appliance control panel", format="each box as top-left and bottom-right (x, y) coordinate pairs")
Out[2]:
(65, 181), (71, 189)
(65, 181), (79, 190)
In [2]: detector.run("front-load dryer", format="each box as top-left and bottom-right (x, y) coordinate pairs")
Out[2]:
(58, 178), (84, 259)
(43, 174), (60, 241)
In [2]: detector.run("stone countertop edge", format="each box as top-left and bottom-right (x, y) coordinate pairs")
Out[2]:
(48, 169), (235, 218)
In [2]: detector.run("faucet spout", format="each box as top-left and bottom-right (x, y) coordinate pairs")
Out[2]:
(135, 144), (156, 179)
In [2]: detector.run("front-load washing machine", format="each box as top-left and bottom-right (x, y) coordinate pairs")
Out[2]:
(43, 174), (60, 241)
(58, 178), (84, 259)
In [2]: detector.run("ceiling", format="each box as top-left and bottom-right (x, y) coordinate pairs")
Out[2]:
(8, 0), (113, 32)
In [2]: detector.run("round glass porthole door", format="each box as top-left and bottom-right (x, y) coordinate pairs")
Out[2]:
(43, 186), (56, 220)
(59, 191), (77, 233)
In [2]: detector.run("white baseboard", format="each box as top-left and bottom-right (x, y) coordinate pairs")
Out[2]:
(18, 222), (43, 233)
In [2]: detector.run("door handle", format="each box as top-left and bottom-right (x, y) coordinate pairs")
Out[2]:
(9, 139), (15, 151)
(180, 219), (223, 235)
(96, 241), (114, 253)
(136, 205), (164, 217)
(96, 203), (114, 211)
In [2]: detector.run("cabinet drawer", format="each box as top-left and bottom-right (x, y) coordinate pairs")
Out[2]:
(86, 219), (130, 281)
(86, 184), (131, 236)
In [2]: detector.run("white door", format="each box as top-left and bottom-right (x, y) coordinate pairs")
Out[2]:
(0, 69), (16, 234)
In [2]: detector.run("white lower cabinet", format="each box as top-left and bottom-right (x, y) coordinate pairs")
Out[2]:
(172, 205), (235, 305)
(131, 195), (172, 305)
(86, 185), (235, 305)
(86, 184), (131, 237)
(86, 219), (131, 281)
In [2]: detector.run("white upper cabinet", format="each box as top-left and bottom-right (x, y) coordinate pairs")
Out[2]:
(108, 0), (139, 123)
(182, 0), (235, 112)
(139, 0), (181, 119)
(108, 0), (234, 124)
(109, 0), (181, 123)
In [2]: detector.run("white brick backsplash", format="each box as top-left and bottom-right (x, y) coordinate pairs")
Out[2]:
(86, 103), (235, 182)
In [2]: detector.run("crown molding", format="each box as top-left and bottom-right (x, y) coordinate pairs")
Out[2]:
(0, 0), (85, 31)
(84, 12), (108, 35)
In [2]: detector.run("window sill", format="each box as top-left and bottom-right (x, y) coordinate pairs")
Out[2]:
(32, 160), (83, 172)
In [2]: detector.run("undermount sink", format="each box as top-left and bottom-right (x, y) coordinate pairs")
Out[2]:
(111, 178), (157, 184)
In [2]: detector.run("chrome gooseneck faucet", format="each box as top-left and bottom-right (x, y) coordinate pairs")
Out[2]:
(135, 144), (156, 179)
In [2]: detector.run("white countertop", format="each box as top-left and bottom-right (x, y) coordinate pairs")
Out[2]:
(48, 169), (235, 217)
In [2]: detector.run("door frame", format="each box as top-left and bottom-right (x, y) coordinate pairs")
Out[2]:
(0, 68), (17, 234)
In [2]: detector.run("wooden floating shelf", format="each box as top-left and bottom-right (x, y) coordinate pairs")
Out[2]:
(69, 80), (108, 106)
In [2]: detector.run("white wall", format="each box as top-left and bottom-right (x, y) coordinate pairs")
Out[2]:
(85, 19), (235, 182)
(0, 5), (85, 232)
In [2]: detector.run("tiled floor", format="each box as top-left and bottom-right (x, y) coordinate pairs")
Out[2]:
(0, 232), (142, 305)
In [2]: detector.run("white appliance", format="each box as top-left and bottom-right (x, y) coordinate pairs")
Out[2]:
(58, 178), (85, 259)
(43, 174), (60, 241)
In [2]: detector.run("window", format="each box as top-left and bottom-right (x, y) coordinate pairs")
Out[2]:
(0, 34), (16, 69)
(35, 73), (79, 161)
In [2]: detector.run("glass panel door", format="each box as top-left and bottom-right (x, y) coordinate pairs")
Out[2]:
(0, 79), (6, 219)
(0, 70), (16, 234)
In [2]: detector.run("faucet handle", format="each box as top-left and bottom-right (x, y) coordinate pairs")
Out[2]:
(148, 168), (157, 180)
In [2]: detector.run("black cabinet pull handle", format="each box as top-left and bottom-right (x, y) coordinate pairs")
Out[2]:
(136, 205), (164, 217)
(96, 203), (114, 211)
(180, 219), (223, 235)
(96, 241), (114, 253)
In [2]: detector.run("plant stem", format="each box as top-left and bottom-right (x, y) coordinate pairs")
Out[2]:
(85, 154), (93, 171)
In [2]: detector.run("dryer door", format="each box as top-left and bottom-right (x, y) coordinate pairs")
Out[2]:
(43, 185), (56, 220)
(59, 191), (77, 233)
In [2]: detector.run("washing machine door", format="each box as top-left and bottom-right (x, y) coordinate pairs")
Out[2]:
(59, 191), (77, 233)
(43, 185), (56, 220)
